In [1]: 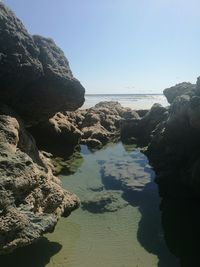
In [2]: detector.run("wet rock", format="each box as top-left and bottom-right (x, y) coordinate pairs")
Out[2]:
(0, 108), (79, 254)
(0, 3), (85, 125)
(163, 82), (196, 104)
(81, 191), (128, 213)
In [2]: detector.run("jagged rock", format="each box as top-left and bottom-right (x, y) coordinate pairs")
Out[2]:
(0, 3), (85, 125)
(0, 107), (79, 254)
(29, 112), (82, 156)
(81, 138), (102, 148)
(121, 103), (168, 145)
(31, 101), (135, 151)
(146, 79), (200, 197)
(163, 82), (196, 104)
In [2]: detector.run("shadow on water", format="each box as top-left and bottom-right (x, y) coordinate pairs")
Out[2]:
(0, 237), (62, 267)
(122, 185), (180, 267)
(161, 198), (200, 267)
(99, 148), (180, 267)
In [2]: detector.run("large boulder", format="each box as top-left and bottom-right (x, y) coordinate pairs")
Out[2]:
(29, 112), (82, 157)
(0, 3), (85, 125)
(147, 85), (200, 197)
(0, 106), (79, 254)
(163, 82), (196, 104)
(121, 103), (168, 145)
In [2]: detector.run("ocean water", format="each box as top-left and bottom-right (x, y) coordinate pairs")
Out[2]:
(82, 94), (169, 110)
(1, 143), (180, 267)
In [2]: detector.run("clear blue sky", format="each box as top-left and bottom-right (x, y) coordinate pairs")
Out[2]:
(3, 0), (200, 94)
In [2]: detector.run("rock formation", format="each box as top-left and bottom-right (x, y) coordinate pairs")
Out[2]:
(119, 76), (200, 198)
(121, 103), (168, 145)
(30, 101), (140, 152)
(163, 82), (196, 104)
(0, 106), (79, 254)
(0, 2), (84, 254)
(0, 3), (85, 126)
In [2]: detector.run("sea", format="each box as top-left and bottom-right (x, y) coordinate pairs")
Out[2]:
(82, 94), (168, 110)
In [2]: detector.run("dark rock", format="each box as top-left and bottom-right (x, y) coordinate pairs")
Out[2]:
(0, 3), (85, 125)
(146, 79), (200, 197)
(163, 82), (196, 104)
(29, 112), (82, 157)
(121, 103), (168, 145)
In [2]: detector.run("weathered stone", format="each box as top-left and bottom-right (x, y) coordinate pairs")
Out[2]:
(0, 3), (85, 125)
(0, 107), (79, 254)
(163, 82), (196, 104)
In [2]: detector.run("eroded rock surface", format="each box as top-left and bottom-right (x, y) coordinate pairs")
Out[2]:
(121, 103), (168, 145)
(0, 3), (85, 125)
(163, 82), (196, 104)
(31, 101), (140, 153)
(0, 2), (82, 254)
(0, 108), (79, 254)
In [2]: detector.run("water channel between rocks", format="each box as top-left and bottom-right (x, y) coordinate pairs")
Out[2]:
(1, 142), (180, 267)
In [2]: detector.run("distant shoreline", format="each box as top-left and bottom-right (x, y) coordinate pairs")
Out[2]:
(85, 93), (163, 96)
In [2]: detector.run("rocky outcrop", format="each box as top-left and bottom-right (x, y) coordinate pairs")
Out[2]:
(0, 107), (79, 254)
(163, 82), (196, 104)
(121, 103), (168, 145)
(0, 3), (85, 125)
(29, 112), (82, 157)
(78, 101), (135, 147)
(31, 101), (139, 152)
(145, 77), (200, 197)
(0, 2), (83, 254)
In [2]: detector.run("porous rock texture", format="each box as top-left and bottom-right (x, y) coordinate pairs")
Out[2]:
(30, 101), (140, 153)
(0, 106), (79, 254)
(0, 2), (83, 254)
(0, 3), (85, 126)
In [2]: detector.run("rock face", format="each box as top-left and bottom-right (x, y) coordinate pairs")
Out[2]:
(0, 2), (83, 254)
(31, 101), (139, 152)
(145, 77), (200, 197)
(0, 107), (79, 254)
(0, 3), (85, 125)
(163, 82), (196, 104)
(29, 112), (82, 157)
(121, 103), (168, 145)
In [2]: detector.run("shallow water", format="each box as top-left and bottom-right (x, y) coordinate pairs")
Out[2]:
(45, 143), (178, 267)
(1, 143), (181, 267)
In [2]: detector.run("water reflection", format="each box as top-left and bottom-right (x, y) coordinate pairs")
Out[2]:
(99, 145), (179, 267)
(0, 237), (62, 267)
